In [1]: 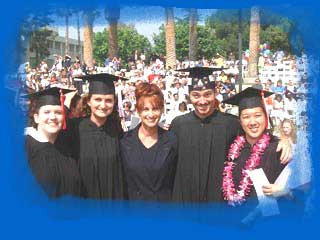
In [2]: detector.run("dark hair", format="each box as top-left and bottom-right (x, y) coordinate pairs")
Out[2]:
(70, 94), (81, 110)
(135, 83), (164, 113)
(123, 101), (132, 109)
(275, 94), (283, 101)
(28, 99), (39, 128)
(178, 102), (187, 112)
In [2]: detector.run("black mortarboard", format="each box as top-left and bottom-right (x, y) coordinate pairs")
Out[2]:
(222, 87), (273, 114)
(27, 87), (74, 109)
(177, 67), (225, 92)
(78, 73), (128, 95)
(27, 87), (75, 130)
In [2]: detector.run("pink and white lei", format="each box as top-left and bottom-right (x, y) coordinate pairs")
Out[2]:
(222, 133), (271, 206)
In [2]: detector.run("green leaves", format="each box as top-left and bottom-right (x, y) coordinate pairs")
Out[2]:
(29, 28), (54, 66)
(152, 8), (301, 60)
(93, 25), (152, 67)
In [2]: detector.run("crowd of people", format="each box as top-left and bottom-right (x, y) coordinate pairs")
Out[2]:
(21, 49), (311, 226)
(21, 50), (308, 133)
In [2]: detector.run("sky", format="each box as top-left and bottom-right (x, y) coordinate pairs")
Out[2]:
(52, 6), (216, 45)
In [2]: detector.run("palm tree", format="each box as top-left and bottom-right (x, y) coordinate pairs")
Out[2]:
(56, 9), (72, 55)
(83, 11), (94, 68)
(65, 13), (70, 55)
(189, 8), (198, 61)
(105, 7), (120, 59)
(77, 12), (81, 60)
(248, 6), (260, 79)
(165, 7), (176, 70)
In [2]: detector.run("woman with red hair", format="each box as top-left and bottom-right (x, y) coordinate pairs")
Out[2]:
(120, 83), (177, 201)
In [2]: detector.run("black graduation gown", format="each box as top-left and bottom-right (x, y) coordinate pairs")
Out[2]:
(170, 110), (241, 202)
(120, 125), (178, 201)
(25, 135), (82, 198)
(56, 114), (125, 200)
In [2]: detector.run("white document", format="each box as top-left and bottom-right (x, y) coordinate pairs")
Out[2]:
(247, 168), (280, 217)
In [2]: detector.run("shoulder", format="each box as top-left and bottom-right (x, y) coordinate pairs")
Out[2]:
(169, 111), (194, 134)
(159, 127), (177, 143)
(217, 111), (238, 121)
(170, 111), (199, 129)
(120, 126), (138, 145)
(267, 134), (280, 150)
(64, 117), (83, 131)
(214, 111), (240, 126)
(171, 111), (193, 124)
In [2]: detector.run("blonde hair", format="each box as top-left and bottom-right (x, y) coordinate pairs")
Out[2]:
(280, 119), (297, 144)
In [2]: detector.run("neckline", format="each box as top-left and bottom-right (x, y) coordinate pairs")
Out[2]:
(136, 126), (159, 150)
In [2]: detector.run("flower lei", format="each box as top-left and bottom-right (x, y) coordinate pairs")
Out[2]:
(222, 133), (271, 206)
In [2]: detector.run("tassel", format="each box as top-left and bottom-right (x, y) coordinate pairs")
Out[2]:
(260, 91), (269, 129)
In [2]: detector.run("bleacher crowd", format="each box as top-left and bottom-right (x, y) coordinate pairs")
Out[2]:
(19, 50), (309, 134)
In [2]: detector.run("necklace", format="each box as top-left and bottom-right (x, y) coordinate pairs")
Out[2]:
(222, 133), (271, 206)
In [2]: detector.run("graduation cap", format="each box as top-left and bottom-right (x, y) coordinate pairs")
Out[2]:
(78, 73), (128, 95)
(27, 87), (75, 130)
(27, 87), (74, 108)
(223, 87), (273, 112)
(222, 87), (273, 128)
(176, 67), (226, 92)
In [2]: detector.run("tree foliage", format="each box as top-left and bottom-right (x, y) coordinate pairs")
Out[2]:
(152, 8), (302, 61)
(20, 14), (54, 65)
(93, 24), (152, 67)
(29, 28), (56, 66)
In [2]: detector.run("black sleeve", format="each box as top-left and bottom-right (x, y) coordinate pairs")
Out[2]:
(169, 116), (180, 137)
(55, 118), (80, 161)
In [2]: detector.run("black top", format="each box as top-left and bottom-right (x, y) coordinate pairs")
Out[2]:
(138, 137), (159, 171)
(231, 135), (285, 200)
(170, 110), (241, 202)
(120, 125), (178, 201)
(56, 113), (125, 199)
(25, 134), (82, 198)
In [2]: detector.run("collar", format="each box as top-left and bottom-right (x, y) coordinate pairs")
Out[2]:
(130, 123), (169, 146)
(25, 127), (49, 143)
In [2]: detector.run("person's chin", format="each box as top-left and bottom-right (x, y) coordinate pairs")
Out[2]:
(96, 112), (110, 118)
(248, 132), (262, 140)
(197, 108), (210, 115)
(47, 127), (60, 134)
(143, 121), (158, 129)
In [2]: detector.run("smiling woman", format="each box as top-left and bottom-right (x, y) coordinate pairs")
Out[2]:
(120, 83), (178, 201)
(25, 87), (82, 198)
(56, 73), (125, 200)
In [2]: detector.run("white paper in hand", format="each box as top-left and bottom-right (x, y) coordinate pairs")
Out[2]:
(247, 168), (280, 217)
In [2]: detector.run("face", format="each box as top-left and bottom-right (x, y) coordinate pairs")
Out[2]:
(240, 107), (266, 144)
(87, 94), (115, 119)
(138, 97), (162, 129)
(189, 89), (215, 118)
(34, 105), (63, 135)
(282, 122), (292, 136)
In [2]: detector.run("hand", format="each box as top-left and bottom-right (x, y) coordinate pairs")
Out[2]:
(262, 184), (286, 197)
(162, 123), (170, 130)
(276, 138), (292, 164)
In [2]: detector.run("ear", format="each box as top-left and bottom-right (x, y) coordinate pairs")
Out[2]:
(34, 113), (39, 124)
